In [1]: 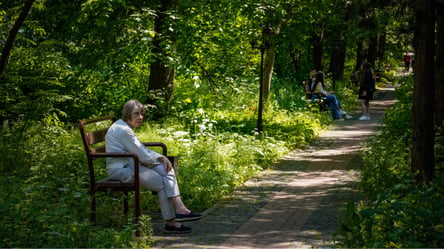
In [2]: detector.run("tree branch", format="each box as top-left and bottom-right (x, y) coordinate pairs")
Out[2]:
(0, 0), (35, 78)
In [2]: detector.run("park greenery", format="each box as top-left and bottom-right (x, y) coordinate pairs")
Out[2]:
(1, 0), (443, 248)
(338, 76), (444, 248)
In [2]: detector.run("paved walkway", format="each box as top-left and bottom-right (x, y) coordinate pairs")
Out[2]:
(151, 85), (397, 248)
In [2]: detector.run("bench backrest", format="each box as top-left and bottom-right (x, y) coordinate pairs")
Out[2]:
(79, 116), (116, 181)
(79, 115), (115, 153)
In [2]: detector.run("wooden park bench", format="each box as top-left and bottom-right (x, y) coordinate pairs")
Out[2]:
(303, 80), (326, 111)
(79, 115), (177, 233)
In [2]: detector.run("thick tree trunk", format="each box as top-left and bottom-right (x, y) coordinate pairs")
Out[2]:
(412, 0), (436, 182)
(436, 3), (444, 127)
(147, 0), (177, 118)
(0, 0), (35, 78)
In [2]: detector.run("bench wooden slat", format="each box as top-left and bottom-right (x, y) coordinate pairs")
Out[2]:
(87, 128), (109, 145)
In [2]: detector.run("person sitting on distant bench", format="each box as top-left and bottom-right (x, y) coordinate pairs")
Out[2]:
(304, 68), (317, 101)
(311, 71), (352, 121)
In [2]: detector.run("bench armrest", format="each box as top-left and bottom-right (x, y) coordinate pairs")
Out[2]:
(89, 152), (140, 181)
(142, 142), (168, 155)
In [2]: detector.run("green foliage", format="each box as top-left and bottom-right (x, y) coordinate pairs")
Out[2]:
(0, 91), (325, 247)
(0, 122), (143, 248)
(337, 76), (444, 248)
(137, 101), (323, 211)
(0, 0), (418, 247)
(1, 45), (73, 122)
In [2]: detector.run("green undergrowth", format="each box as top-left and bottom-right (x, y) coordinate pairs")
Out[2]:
(0, 72), (363, 247)
(337, 76), (444, 248)
(0, 99), (327, 248)
(135, 107), (324, 211)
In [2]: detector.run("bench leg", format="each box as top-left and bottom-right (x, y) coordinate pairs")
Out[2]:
(135, 188), (141, 236)
(90, 192), (97, 225)
(123, 191), (129, 215)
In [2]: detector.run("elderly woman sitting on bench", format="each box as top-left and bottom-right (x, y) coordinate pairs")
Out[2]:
(105, 99), (202, 234)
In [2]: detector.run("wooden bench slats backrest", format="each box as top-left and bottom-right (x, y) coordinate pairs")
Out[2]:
(87, 128), (108, 146)
(79, 116), (115, 156)
(302, 81), (326, 112)
(86, 128), (109, 153)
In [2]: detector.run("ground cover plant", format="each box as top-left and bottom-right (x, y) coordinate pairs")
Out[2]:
(0, 76), (358, 247)
(1, 1), (423, 247)
(0, 117), (317, 248)
(337, 76), (444, 248)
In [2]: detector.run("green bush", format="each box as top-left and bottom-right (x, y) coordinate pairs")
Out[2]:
(337, 76), (444, 248)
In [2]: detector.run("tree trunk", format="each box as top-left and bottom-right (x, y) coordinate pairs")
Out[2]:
(262, 50), (275, 103)
(378, 32), (387, 62)
(329, 40), (346, 81)
(290, 49), (301, 77)
(366, 35), (378, 68)
(0, 0), (35, 78)
(147, 0), (177, 118)
(412, 0), (436, 182)
(436, 3), (444, 127)
(311, 31), (324, 71)
(355, 40), (365, 71)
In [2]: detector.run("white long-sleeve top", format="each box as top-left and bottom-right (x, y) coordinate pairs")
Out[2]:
(313, 82), (328, 96)
(105, 119), (162, 170)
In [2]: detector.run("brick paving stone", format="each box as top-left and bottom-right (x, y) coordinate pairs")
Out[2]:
(151, 86), (396, 249)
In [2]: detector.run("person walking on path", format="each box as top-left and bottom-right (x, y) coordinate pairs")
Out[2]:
(358, 63), (376, 121)
(404, 52), (411, 72)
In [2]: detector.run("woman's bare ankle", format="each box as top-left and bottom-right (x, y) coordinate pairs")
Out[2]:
(175, 208), (191, 215)
(166, 220), (182, 228)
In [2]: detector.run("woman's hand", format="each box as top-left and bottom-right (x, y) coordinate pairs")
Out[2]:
(158, 156), (173, 172)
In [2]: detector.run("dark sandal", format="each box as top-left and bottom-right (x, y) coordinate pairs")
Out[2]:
(175, 212), (203, 222)
(164, 224), (192, 234)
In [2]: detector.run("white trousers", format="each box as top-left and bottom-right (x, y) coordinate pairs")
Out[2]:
(107, 163), (180, 220)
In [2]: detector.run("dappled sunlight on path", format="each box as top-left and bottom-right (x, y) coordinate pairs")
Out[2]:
(152, 85), (396, 249)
